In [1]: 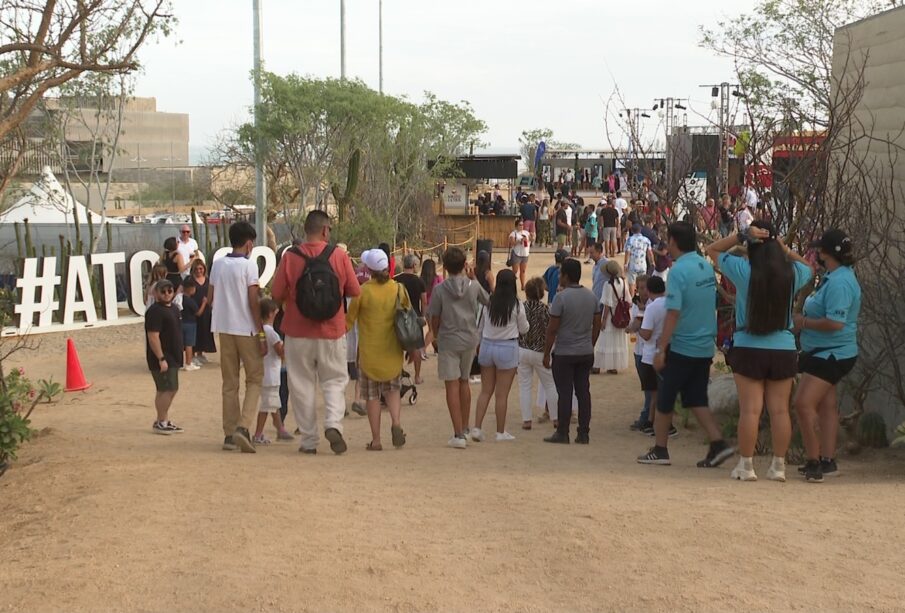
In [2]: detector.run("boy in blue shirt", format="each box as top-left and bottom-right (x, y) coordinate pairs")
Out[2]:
(637, 221), (735, 468)
(543, 249), (569, 304)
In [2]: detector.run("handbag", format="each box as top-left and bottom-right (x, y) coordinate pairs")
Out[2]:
(506, 250), (515, 267)
(394, 283), (425, 351)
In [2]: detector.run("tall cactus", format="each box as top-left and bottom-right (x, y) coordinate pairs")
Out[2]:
(72, 198), (81, 252)
(23, 219), (35, 258)
(14, 222), (23, 259)
(331, 148), (361, 223)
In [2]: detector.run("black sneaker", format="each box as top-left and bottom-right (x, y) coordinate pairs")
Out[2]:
(696, 441), (735, 468)
(821, 458), (839, 477)
(543, 432), (571, 444)
(640, 424), (655, 435)
(152, 421), (174, 435)
(232, 427), (256, 453)
(803, 460), (824, 483)
(797, 458), (839, 477)
(575, 433), (589, 445)
(324, 427), (347, 455)
(222, 436), (237, 451)
(637, 446), (671, 465)
(629, 420), (646, 431)
(299, 447), (317, 455)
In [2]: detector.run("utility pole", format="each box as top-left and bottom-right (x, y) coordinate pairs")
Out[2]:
(378, 0), (384, 94)
(253, 0), (267, 244)
(340, 0), (347, 79)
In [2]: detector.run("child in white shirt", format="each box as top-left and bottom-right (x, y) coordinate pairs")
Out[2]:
(254, 299), (294, 444)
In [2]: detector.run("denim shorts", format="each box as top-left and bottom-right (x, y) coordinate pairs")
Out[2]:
(478, 338), (519, 370)
(181, 322), (197, 347)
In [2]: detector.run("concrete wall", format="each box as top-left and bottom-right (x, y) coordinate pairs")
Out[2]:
(831, 6), (905, 433)
(832, 6), (905, 205)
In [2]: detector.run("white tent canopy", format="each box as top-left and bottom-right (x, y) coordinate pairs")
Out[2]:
(0, 167), (125, 224)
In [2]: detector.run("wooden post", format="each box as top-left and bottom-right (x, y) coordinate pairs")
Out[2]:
(443, 235), (448, 278)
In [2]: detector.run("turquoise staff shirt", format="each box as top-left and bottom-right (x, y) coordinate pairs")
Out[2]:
(800, 265), (861, 359)
(718, 253), (813, 350)
(664, 251), (717, 358)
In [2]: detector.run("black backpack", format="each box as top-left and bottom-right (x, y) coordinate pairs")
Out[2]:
(289, 245), (342, 321)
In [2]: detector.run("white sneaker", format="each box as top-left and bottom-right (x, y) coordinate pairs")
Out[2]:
(730, 457), (758, 481)
(495, 431), (516, 442)
(192, 358), (203, 367)
(196, 355), (209, 364)
(447, 435), (467, 449)
(468, 376), (481, 384)
(181, 364), (199, 372)
(767, 456), (786, 482)
(469, 428), (485, 442)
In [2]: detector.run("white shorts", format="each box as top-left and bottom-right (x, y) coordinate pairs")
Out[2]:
(260, 385), (280, 413)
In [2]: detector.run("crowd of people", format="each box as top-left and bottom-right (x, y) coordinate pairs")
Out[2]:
(143, 198), (861, 484)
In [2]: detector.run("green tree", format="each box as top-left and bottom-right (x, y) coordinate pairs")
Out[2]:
(0, 0), (175, 197)
(519, 128), (580, 175)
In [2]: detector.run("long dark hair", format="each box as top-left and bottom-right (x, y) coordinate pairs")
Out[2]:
(489, 269), (518, 326)
(746, 220), (795, 335)
(420, 258), (437, 288)
(475, 250), (492, 293)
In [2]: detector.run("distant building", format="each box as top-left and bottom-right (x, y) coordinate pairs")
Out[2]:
(4, 96), (189, 175)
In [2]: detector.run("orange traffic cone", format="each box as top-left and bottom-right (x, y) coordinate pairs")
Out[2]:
(65, 338), (91, 392)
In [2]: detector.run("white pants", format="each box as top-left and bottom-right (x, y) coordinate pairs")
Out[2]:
(517, 348), (559, 422)
(537, 385), (577, 417)
(285, 336), (349, 450)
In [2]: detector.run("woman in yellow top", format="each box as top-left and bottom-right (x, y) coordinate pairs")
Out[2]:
(346, 248), (412, 451)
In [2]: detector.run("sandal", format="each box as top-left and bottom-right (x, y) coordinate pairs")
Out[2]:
(522, 421), (532, 430)
(366, 441), (383, 451)
(391, 425), (407, 448)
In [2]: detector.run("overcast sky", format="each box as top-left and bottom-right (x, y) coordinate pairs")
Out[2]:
(135, 0), (761, 161)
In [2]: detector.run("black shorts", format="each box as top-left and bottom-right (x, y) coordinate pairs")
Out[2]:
(151, 368), (179, 392)
(639, 361), (659, 391)
(657, 349), (711, 413)
(727, 346), (798, 380)
(586, 236), (597, 247)
(799, 352), (857, 385)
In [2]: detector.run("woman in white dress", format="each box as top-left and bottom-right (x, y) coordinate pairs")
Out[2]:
(595, 260), (631, 374)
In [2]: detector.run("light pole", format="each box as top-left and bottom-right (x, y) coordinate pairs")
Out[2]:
(163, 141), (182, 216)
(253, 0), (267, 245)
(652, 97), (687, 196)
(379, 0), (383, 93)
(130, 143), (147, 220)
(700, 82), (739, 194)
(340, 0), (347, 79)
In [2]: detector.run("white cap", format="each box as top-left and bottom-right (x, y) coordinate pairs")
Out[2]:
(361, 248), (388, 272)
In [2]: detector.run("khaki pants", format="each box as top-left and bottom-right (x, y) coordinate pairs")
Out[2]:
(219, 333), (264, 437)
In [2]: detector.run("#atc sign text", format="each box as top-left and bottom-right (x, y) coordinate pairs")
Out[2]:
(9, 247), (279, 336)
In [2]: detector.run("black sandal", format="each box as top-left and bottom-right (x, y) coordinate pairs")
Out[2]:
(366, 441), (383, 451)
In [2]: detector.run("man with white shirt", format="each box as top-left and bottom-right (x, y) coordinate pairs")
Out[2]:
(209, 221), (267, 454)
(742, 185), (758, 209)
(175, 225), (200, 277)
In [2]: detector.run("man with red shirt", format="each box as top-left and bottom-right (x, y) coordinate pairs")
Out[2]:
(273, 211), (361, 455)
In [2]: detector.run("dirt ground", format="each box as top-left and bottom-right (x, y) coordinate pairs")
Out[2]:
(2, 253), (905, 613)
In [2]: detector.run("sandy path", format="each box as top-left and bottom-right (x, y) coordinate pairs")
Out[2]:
(2, 254), (905, 613)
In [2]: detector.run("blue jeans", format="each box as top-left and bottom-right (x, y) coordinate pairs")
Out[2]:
(634, 353), (652, 423)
